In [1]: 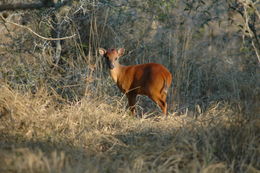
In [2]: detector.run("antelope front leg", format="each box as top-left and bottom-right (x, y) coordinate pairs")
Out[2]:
(126, 93), (137, 117)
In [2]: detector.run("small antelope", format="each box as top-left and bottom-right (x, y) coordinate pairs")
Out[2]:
(99, 48), (172, 116)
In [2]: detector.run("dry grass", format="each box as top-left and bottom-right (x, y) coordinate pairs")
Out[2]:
(0, 84), (259, 173)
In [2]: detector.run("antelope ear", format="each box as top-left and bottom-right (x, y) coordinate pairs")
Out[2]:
(99, 48), (106, 56)
(117, 48), (125, 57)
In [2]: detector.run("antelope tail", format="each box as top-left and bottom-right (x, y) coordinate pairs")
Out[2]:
(160, 79), (169, 95)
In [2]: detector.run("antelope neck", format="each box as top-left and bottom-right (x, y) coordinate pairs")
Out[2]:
(109, 64), (125, 83)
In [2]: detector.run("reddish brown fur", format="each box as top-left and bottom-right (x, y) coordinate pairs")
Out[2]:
(99, 48), (172, 116)
(106, 49), (118, 56)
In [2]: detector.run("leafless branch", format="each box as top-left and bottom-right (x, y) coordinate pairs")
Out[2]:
(0, 15), (76, 41)
(239, 0), (260, 64)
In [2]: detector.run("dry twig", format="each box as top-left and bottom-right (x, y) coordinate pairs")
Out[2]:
(0, 14), (76, 41)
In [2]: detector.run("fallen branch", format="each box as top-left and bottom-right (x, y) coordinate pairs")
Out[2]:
(0, 15), (76, 41)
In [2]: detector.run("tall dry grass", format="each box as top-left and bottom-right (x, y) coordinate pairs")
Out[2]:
(0, 0), (259, 172)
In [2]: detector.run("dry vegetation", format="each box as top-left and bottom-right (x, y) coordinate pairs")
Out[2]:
(0, 0), (260, 173)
